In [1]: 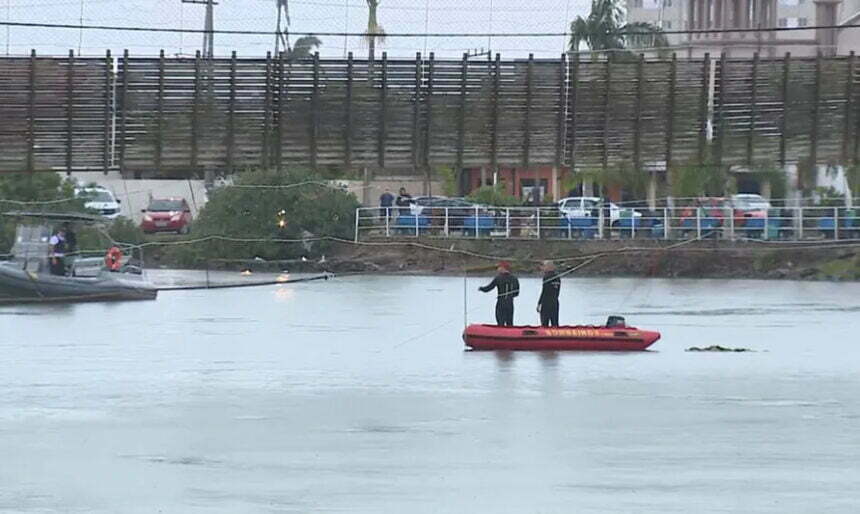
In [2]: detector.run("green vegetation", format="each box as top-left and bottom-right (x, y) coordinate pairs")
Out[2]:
(467, 184), (521, 207)
(569, 0), (667, 52)
(164, 167), (359, 267)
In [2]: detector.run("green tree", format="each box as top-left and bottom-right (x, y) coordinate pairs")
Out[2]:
(569, 0), (667, 53)
(286, 36), (322, 60)
(167, 167), (359, 266)
(467, 184), (522, 207)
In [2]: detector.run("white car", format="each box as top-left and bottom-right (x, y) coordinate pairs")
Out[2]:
(557, 196), (641, 224)
(75, 186), (122, 220)
(730, 194), (771, 213)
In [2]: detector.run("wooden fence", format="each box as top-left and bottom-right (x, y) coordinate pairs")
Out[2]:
(0, 51), (859, 175)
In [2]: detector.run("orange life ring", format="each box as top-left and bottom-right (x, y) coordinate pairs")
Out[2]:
(105, 246), (123, 271)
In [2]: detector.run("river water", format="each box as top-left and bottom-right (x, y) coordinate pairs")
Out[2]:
(2, 273), (860, 513)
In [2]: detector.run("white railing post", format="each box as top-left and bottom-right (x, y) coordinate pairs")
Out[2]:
(764, 211), (769, 240)
(728, 209), (735, 240)
(598, 208), (605, 240)
(631, 213), (636, 239)
(354, 208), (360, 243)
(696, 208), (702, 239)
(834, 207), (840, 241)
(797, 207), (803, 240)
(536, 207), (541, 239)
(385, 207), (390, 237)
(474, 205), (479, 240)
(505, 208), (511, 238)
(444, 207), (450, 237)
(663, 208), (669, 240)
(415, 211), (419, 237)
(567, 214), (572, 239)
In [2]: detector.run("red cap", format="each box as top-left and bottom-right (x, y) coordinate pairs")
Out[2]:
(498, 261), (511, 271)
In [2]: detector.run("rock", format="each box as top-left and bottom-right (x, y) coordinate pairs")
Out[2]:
(799, 267), (818, 278)
(768, 268), (789, 279)
(687, 345), (753, 352)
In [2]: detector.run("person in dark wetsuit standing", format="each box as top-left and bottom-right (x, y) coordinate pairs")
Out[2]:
(537, 260), (561, 327)
(479, 261), (520, 327)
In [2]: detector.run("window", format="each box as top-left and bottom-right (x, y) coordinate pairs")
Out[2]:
(798, 17), (808, 26)
(778, 17), (788, 27)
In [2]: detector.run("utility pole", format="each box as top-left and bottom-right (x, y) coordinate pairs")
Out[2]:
(181, 0), (215, 58)
(275, 0), (290, 57)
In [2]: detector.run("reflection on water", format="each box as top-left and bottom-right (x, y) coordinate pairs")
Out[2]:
(2, 275), (860, 513)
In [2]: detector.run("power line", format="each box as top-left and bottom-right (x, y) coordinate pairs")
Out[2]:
(0, 20), (857, 38)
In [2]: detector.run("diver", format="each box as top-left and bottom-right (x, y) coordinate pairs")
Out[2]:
(479, 261), (520, 327)
(537, 260), (561, 327)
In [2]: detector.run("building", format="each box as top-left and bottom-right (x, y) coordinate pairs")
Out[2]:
(627, 0), (860, 57)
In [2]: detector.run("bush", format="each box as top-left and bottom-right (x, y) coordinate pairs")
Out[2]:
(165, 167), (359, 266)
(468, 184), (522, 207)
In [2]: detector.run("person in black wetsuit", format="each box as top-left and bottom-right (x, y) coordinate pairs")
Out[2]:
(537, 260), (561, 327)
(479, 261), (520, 327)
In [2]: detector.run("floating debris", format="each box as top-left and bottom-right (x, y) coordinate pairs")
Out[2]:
(686, 345), (753, 352)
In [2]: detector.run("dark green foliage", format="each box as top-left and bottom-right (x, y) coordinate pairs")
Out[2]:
(467, 184), (522, 207)
(165, 167), (359, 266)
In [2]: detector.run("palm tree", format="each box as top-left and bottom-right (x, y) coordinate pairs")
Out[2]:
(285, 36), (322, 61)
(569, 0), (667, 53)
(364, 0), (386, 62)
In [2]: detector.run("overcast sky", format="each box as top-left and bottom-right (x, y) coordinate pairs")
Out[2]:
(3, 0), (589, 59)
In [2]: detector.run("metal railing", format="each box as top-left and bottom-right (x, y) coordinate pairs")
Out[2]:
(355, 206), (860, 242)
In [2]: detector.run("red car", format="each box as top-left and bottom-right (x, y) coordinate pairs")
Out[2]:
(140, 198), (193, 234)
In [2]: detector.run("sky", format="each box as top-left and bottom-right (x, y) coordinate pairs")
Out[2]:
(2, 0), (589, 59)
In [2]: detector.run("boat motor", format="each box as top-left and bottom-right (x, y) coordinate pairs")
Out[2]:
(606, 316), (626, 328)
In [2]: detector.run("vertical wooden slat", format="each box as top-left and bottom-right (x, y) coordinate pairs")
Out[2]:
(665, 53), (677, 168)
(310, 52), (320, 171)
(490, 53), (501, 173)
(632, 53), (644, 173)
(779, 52), (790, 166)
(66, 49), (74, 175)
(412, 52), (422, 171)
(120, 49), (129, 176)
(811, 52), (822, 166)
(227, 51), (237, 173)
(698, 53), (711, 165)
(554, 53), (567, 169)
(843, 51), (854, 164)
(276, 51), (286, 171)
(262, 51), (272, 168)
(103, 50), (111, 174)
(747, 52), (759, 165)
(156, 49), (165, 176)
(191, 50), (201, 172)
(602, 53), (613, 170)
(378, 52), (388, 169)
(523, 53), (533, 169)
(456, 53), (467, 176)
(27, 49), (36, 173)
(569, 53), (579, 170)
(424, 52), (434, 170)
(345, 52), (354, 170)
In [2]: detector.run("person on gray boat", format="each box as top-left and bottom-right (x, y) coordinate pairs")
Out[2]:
(48, 228), (67, 276)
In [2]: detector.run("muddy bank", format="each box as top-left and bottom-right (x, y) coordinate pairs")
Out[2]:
(147, 238), (860, 281)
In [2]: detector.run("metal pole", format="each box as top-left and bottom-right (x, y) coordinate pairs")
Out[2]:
(664, 208), (669, 240)
(696, 208), (702, 239)
(798, 207), (804, 240)
(385, 207), (390, 237)
(354, 209), (360, 243)
(474, 205), (479, 240)
(444, 207), (449, 237)
(834, 207), (839, 240)
(505, 208), (510, 238)
(598, 209), (605, 239)
(536, 207), (541, 239)
(729, 208), (735, 240)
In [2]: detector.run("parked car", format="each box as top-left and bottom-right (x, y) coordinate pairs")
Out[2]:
(75, 186), (122, 220)
(140, 198), (193, 234)
(557, 196), (641, 225)
(730, 194), (772, 218)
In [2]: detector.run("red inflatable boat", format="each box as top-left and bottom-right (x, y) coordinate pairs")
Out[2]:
(463, 322), (661, 351)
